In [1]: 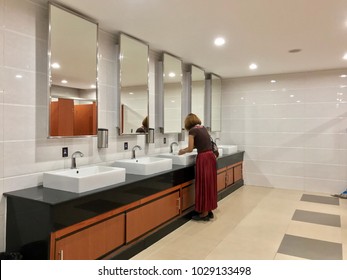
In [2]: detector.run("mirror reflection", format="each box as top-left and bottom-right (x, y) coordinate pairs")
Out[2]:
(191, 65), (205, 125)
(210, 74), (222, 131)
(119, 34), (149, 135)
(49, 4), (98, 137)
(163, 53), (182, 133)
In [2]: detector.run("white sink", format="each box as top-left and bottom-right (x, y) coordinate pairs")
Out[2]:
(157, 152), (197, 166)
(112, 157), (172, 175)
(218, 145), (238, 154)
(218, 148), (224, 157)
(43, 166), (126, 193)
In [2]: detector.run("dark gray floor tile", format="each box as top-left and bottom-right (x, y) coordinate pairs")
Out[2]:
(292, 209), (341, 227)
(301, 194), (339, 205)
(278, 234), (342, 260)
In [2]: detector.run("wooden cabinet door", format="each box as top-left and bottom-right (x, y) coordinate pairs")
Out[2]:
(226, 167), (234, 187)
(126, 191), (180, 243)
(234, 164), (243, 182)
(217, 168), (226, 192)
(54, 214), (125, 260)
(182, 183), (195, 211)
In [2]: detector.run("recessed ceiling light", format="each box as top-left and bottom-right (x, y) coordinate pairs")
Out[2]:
(343, 53), (347, 60)
(15, 74), (23, 79)
(90, 84), (96, 89)
(270, 80), (276, 83)
(61, 80), (68, 84)
(168, 72), (176, 78)
(249, 63), (258, 70)
(214, 37), (225, 46)
(129, 92), (134, 95)
(340, 74), (347, 78)
(52, 62), (60, 69)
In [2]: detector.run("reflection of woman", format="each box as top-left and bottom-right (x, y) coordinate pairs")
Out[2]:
(178, 113), (217, 221)
(136, 116), (148, 133)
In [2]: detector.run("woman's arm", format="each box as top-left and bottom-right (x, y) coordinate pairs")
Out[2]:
(178, 135), (194, 155)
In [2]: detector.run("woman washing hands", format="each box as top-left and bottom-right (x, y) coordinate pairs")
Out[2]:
(179, 113), (217, 221)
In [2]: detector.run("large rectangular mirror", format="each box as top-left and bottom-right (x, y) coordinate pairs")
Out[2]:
(191, 65), (205, 125)
(162, 53), (182, 133)
(210, 73), (222, 131)
(48, 3), (98, 137)
(119, 34), (149, 135)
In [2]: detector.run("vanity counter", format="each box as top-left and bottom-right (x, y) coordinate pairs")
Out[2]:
(4, 151), (244, 259)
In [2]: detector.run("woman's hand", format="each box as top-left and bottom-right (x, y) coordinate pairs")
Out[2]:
(178, 149), (185, 155)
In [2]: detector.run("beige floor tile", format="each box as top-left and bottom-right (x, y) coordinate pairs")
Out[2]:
(286, 220), (342, 243)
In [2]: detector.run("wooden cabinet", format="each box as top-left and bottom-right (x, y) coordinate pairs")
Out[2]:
(181, 181), (195, 211)
(234, 164), (242, 182)
(51, 213), (125, 260)
(126, 191), (180, 242)
(217, 162), (243, 191)
(217, 167), (226, 192)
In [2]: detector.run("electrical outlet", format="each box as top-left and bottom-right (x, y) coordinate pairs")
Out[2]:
(163, 137), (166, 144)
(62, 147), (68, 157)
(124, 142), (128, 150)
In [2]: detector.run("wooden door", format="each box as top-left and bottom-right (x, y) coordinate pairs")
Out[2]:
(126, 191), (180, 242)
(54, 214), (125, 260)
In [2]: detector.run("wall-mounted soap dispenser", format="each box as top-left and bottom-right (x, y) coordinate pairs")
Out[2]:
(146, 128), (155, 143)
(97, 128), (108, 148)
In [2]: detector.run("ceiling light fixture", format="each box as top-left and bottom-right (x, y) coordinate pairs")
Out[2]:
(15, 74), (23, 79)
(249, 63), (258, 70)
(343, 53), (347, 60)
(340, 74), (347, 78)
(270, 80), (276, 83)
(214, 37), (225, 46)
(61, 80), (68, 84)
(168, 72), (176, 77)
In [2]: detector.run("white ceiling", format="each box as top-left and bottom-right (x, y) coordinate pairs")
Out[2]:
(53, 0), (347, 79)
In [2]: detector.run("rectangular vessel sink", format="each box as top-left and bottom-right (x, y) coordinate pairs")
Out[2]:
(156, 152), (197, 166)
(43, 166), (126, 193)
(112, 157), (172, 175)
(218, 145), (238, 154)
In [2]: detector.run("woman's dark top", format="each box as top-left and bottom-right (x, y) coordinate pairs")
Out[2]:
(189, 125), (211, 153)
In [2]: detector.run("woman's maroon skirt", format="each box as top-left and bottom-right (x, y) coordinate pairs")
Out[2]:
(194, 150), (217, 213)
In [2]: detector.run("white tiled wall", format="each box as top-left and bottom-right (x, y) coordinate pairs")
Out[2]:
(221, 69), (347, 194)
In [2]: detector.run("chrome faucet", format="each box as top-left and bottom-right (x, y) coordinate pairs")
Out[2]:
(71, 151), (84, 169)
(131, 145), (142, 159)
(170, 142), (178, 153)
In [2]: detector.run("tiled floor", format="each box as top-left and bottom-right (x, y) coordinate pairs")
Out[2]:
(131, 185), (347, 260)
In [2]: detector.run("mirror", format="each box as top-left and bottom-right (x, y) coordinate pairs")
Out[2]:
(48, 4), (98, 137)
(191, 65), (205, 125)
(119, 34), (149, 135)
(210, 74), (222, 131)
(162, 53), (182, 133)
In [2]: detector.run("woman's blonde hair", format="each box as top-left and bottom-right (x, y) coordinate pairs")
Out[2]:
(184, 113), (201, 130)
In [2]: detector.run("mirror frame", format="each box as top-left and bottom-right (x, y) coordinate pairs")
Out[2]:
(162, 52), (183, 134)
(119, 33), (149, 135)
(48, 3), (99, 138)
(190, 65), (206, 125)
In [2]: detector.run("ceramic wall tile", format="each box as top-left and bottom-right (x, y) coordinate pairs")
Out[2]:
(223, 69), (347, 194)
(4, 0), (48, 40)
